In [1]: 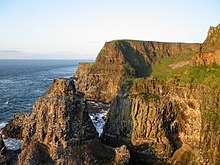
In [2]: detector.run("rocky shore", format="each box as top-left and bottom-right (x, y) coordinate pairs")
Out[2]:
(0, 78), (129, 164)
(1, 24), (220, 165)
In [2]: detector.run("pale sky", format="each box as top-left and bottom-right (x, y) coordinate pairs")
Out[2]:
(0, 0), (219, 59)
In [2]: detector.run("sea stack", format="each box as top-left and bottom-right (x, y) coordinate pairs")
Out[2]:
(13, 78), (113, 164)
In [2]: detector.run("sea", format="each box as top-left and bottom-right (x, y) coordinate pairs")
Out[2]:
(0, 59), (107, 150)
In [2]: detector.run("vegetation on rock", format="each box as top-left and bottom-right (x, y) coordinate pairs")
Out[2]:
(151, 53), (220, 89)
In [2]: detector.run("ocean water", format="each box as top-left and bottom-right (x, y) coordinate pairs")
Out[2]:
(0, 60), (81, 123)
(0, 59), (107, 150)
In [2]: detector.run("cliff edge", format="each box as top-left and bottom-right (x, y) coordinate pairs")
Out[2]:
(75, 40), (200, 102)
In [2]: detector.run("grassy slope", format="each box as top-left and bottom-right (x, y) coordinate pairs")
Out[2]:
(150, 53), (220, 89)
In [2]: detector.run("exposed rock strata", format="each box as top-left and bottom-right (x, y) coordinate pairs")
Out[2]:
(9, 78), (115, 165)
(103, 78), (220, 164)
(195, 24), (220, 65)
(75, 40), (200, 103)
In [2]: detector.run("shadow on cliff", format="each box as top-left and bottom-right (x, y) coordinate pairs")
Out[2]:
(162, 102), (183, 153)
(18, 141), (55, 165)
(101, 135), (164, 165)
(130, 144), (165, 165)
(119, 41), (153, 77)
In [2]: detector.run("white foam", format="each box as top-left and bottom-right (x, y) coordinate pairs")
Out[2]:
(4, 101), (9, 105)
(43, 78), (53, 81)
(89, 110), (108, 136)
(34, 89), (44, 94)
(0, 121), (7, 130)
(0, 79), (13, 84)
(3, 138), (22, 150)
(0, 122), (22, 150)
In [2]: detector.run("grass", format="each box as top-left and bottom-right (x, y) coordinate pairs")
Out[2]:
(151, 53), (220, 89)
(204, 110), (220, 130)
(124, 63), (135, 76)
(130, 92), (160, 102)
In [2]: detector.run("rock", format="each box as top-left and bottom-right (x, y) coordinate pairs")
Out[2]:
(17, 78), (114, 165)
(113, 145), (130, 165)
(194, 24), (220, 65)
(0, 134), (6, 164)
(2, 112), (31, 139)
(75, 40), (200, 103)
(86, 101), (110, 113)
(18, 140), (54, 165)
(0, 134), (20, 165)
(103, 78), (220, 164)
(0, 135), (6, 155)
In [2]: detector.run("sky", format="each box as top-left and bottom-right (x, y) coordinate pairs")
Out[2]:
(0, 0), (219, 59)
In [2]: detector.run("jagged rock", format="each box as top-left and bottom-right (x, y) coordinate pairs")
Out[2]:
(0, 134), (20, 165)
(18, 140), (54, 165)
(75, 40), (200, 103)
(17, 78), (114, 165)
(194, 24), (220, 65)
(0, 135), (6, 155)
(103, 78), (220, 164)
(0, 135), (6, 164)
(2, 112), (31, 139)
(113, 145), (130, 165)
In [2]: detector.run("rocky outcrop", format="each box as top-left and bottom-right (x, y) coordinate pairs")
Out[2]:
(0, 135), (6, 155)
(21, 78), (97, 147)
(18, 141), (54, 165)
(113, 145), (130, 165)
(2, 112), (31, 139)
(11, 78), (114, 165)
(0, 135), (6, 163)
(2, 78), (135, 165)
(0, 134), (20, 165)
(103, 78), (220, 164)
(75, 40), (200, 103)
(194, 24), (220, 65)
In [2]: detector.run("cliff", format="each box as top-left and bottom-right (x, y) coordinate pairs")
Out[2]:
(1, 78), (117, 164)
(75, 40), (200, 103)
(1, 24), (219, 165)
(195, 24), (220, 65)
(19, 78), (102, 164)
(103, 78), (220, 164)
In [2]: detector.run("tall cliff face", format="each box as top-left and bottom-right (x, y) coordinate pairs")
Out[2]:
(16, 78), (114, 165)
(195, 24), (220, 65)
(75, 40), (200, 103)
(21, 78), (97, 147)
(103, 78), (220, 164)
